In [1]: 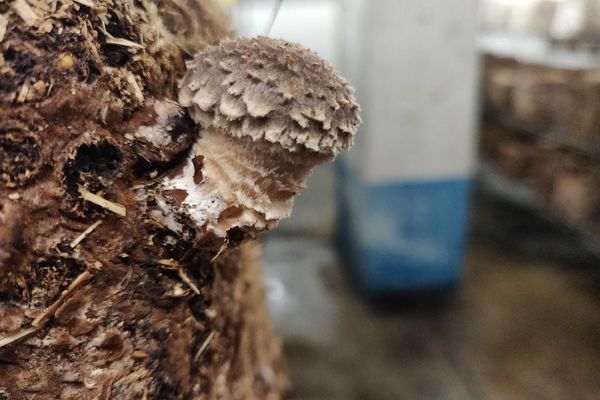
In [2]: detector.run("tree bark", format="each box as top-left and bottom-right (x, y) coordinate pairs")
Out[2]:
(0, 1), (290, 398)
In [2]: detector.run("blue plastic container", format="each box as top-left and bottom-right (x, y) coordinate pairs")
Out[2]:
(336, 162), (472, 294)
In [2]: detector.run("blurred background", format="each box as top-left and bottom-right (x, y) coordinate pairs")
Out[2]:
(221, 1), (600, 399)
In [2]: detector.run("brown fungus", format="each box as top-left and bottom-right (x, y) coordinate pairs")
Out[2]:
(165, 36), (361, 240)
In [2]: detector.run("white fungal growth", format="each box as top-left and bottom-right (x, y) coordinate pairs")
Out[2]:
(151, 197), (185, 233)
(161, 139), (229, 233)
(134, 100), (183, 148)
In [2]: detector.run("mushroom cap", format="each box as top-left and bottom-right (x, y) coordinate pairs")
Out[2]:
(179, 36), (361, 156)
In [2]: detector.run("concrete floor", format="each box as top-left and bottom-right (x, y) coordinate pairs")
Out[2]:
(261, 201), (600, 400)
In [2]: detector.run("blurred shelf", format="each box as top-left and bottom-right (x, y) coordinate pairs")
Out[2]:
(484, 112), (600, 159)
(478, 163), (535, 209)
(478, 33), (600, 70)
(478, 162), (600, 258)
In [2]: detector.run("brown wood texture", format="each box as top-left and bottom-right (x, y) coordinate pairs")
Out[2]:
(0, 1), (289, 399)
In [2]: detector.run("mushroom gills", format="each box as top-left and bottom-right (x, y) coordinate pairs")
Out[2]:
(161, 128), (330, 238)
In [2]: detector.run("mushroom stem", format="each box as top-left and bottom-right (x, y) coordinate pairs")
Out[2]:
(161, 128), (331, 239)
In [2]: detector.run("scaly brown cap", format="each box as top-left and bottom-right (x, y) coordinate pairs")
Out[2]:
(179, 36), (361, 156)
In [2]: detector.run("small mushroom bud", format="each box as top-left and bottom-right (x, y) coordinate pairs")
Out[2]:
(163, 36), (361, 240)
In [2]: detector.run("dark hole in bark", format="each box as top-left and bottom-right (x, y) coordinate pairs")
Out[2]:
(100, 9), (139, 67)
(3, 48), (35, 72)
(29, 257), (86, 308)
(168, 111), (197, 144)
(63, 141), (123, 217)
(104, 9), (136, 39)
(100, 332), (124, 352)
(3, 48), (16, 62)
(85, 62), (102, 84)
(186, 254), (215, 321)
(0, 49), (36, 94)
(156, 377), (183, 399)
(56, 240), (75, 256)
(0, 133), (41, 186)
(70, 142), (122, 180)
(226, 227), (245, 247)
(151, 230), (196, 261)
(132, 156), (154, 179)
(100, 44), (132, 67)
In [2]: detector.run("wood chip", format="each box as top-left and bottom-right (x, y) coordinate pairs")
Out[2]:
(178, 268), (200, 295)
(194, 331), (216, 362)
(70, 220), (103, 248)
(0, 14), (8, 43)
(126, 73), (144, 103)
(95, 15), (145, 50)
(210, 241), (229, 264)
(73, 0), (96, 7)
(164, 285), (191, 298)
(114, 368), (150, 387)
(16, 81), (29, 103)
(0, 327), (39, 349)
(8, 192), (20, 200)
(132, 350), (149, 359)
(79, 187), (127, 217)
(158, 259), (200, 295)
(105, 36), (144, 49)
(157, 258), (180, 268)
(12, 0), (40, 26)
(32, 270), (94, 328)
